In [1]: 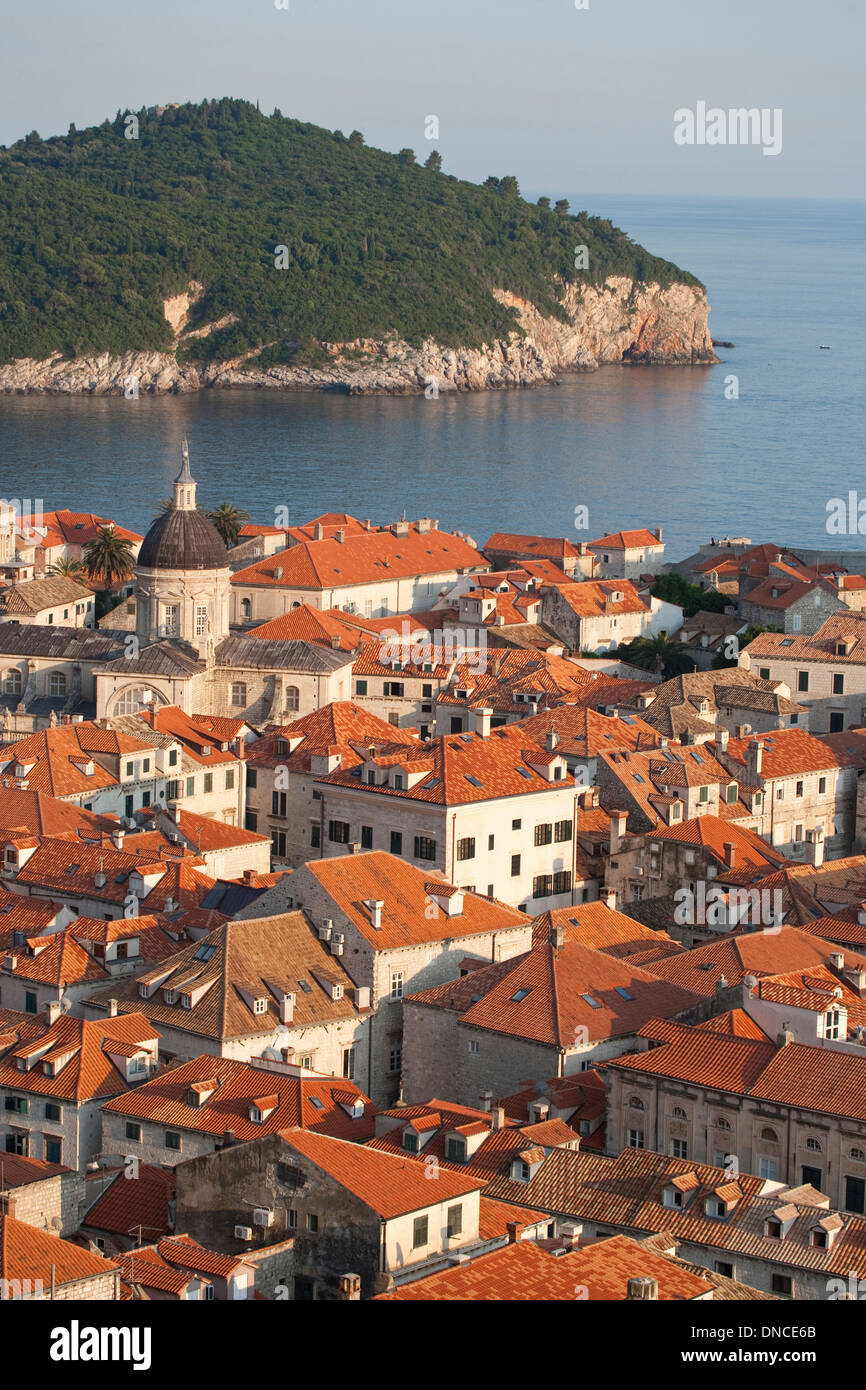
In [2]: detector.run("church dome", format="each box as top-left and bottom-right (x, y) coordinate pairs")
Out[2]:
(137, 443), (229, 572)
(138, 508), (229, 571)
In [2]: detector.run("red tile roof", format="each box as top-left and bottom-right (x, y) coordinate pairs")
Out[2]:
(546, 580), (648, 619)
(245, 703), (417, 775)
(247, 605), (366, 651)
(589, 530), (664, 551)
(280, 1129), (487, 1218)
(232, 525), (488, 590)
(84, 1164), (175, 1239)
(102, 1055), (376, 1143)
(0, 1213), (119, 1289)
(301, 851), (530, 950)
(0, 1011), (158, 1102)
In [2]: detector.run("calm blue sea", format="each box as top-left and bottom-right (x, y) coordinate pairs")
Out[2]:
(0, 195), (863, 562)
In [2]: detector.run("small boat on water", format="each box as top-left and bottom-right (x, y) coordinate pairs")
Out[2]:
(819, 344), (832, 350)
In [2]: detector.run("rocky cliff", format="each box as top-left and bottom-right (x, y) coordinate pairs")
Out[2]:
(0, 276), (715, 397)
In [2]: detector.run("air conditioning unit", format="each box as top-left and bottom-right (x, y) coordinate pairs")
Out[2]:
(253, 1208), (274, 1228)
(234, 1225), (253, 1241)
(318, 920), (333, 942)
(330, 932), (345, 957)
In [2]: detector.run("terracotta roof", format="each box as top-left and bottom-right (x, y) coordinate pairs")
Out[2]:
(745, 612), (866, 664)
(102, 1055), (376, 1143)
(13, 836), (183, 905)
(232, 525), (488, 590)
(589, 530), (664, 551)
(84, 912), (364, 1042)
(376, 1232), (709, 1300)
(485, 533), (582, 562)
(131, 706), (239, 765)
(171, 808), (269, 852)
(281, 1128), (486, 1218)
(0, 1213), (118, 1290)
(531, 901), (684, 962)
(647, 926), (866, 999)
(0, 575), (93, 616)
(317, 723), (573, 805)
(19, 510), (141, 551)
(0, 1152), (71, 1188)
(244, 703), (417, 775)
(407, 937), (701, 1048)
(646, 814), (789, 871)
(84, 1164), (175, 1239)
(546, 579), (648, 619)
(0, 1011), (158, 1102)
(695, 1009), (772, 1041)
(722, 728), (844, 779)
(247, 605), (365, 651)
(300, 852), (530, 950)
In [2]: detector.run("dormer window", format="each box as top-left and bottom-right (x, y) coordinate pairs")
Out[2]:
(277, 740), (289, 757)
(253, 998), (268, 1015)
(765, 1219), (782, 1239)
(403, 1131), (419, 1154)
(824, 1009), (841, 1040)
(445, 1136), (467, 1163)
(163, 989), (177, 1005)
(810, 1228), (827, 1249)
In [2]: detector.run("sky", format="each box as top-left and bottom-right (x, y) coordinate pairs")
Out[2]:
(1, 0), (863, 198)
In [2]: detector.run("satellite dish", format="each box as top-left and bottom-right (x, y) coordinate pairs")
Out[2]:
(261, 1047), (281, 1061)
(50, 1215), (63, 1230)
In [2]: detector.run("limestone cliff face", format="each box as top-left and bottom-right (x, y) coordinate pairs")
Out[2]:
(0, 277), (716, 396)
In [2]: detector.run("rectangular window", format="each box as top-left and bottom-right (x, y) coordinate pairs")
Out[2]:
(422, 684), (433, 698)
(771, 1274), (793, 1298)
(272, 791), (287, 818)
(141, 790), (151, 809)
(512, 819), (522, 830)
(534, 823), (553, 846)
(412, 1215), (429, 1249)
(553, 870), (572, 895)
(671, 1139), (688, 1160)
(45, 1139), (62, 1164)
(511, 854), (521, 877)
(845, 1176), (866, 1214)
(310, 824), (321, 849)
(245, 811), (258, 832)
(271, 831), (287, 857)
(795, 780), (804, 798)
(342, 1047), (355, 1081)
(246, 767), (257, 789)
(203, 773), (213, 794)
(44, 1102), (61, 1122)
(384, 681), (404, 697)
(169, 749), (178, 767)
(328, 820), (350, 844)
(186, 777), (195, 797)
(698, 785), (709, 803)
(24, 992), (37, 1015)
(389, 1044), (402, 1074)
(194, 605), (208, 637)
(287, 1209), (298, 1230)
(797, 670), (809, 693)
(355, 680), (368, 696)
(5, 1096), (29, 1115)
(306, 1213), (319, 1233)
(487, 833), (495, 851)
(532, 875), (553, 899)
(390, 972), (404, 1000)
(390, 830), (403, 855)
(165, 1131), (181, 1151)
(456, 837), (475, 862)
(125, 793), (134, 818)
(225, 769), (235, 790)
(833, 673), (845, 695)
(468, 1040), (479, 1054)
(818, 776), (827, 794)
(446, 1204), (463, 1238)
(414, 835), (437, 861)
(554, 820), (573, 842)
(125, 761), (134, 778)
(628, 1129), (644, 1149)
(361, 825), (373, 850)
(166, 780), (180, 801)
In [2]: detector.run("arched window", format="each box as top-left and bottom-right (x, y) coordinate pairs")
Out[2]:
(285, 685), (300, 712)
(231, 682), (247, 708)
(629, 1096), (645, 1111)
(291, 601), (301, 609)
(851, 1148), (865, 1162)
(761, 1127), (778, 1143)
(241, 598), (252, 621)
(111, 686), (160, 717)
(805, 1137), (822, 1153)
(715, 1117), (732, 1131)
(49, 672), (67, 697)
(4, 668), (22, 695)
(672, 1107), (687, 1120)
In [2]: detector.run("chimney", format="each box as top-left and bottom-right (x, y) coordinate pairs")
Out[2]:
(601, 886), (617, 910)
(235, 738), (245, 761)
(331, 634), (342, 649)
(830, 950), (844, 971)
(627, 1276), (658, 1301)
(108, 998), (118, 1017)
(546, 730), (560, 753)
(472, 705), (493, 738)
(718, 727), (729, 752)
(279, 991), (296, 1025)
(810, 827), (825, 868)
(723, 842), (737, 869)
(45, 1000), (62, 1026)
(653, 527), (663, 543)
(551, 924), (566, 950)
(506, 1221), (520, 1245)
(777, 1030), (794, 1047)
(337, 1273), (361, 1301)
(560, 1223), (580, 1251)
(335, 529), (346, 544)
(356, 986), (371, 1010)
(111, 828), (125, 850)
(479, 1090), (493, 1113)
(608, 809), (628, 857)
(314, 523), (324, 540)
(491, 1105), (505, 1131)
(369, 899), (384, 930)
(747, 739), (763, 778)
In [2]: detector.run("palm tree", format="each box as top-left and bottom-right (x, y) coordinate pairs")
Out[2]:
(82, 526), (135, 587)
(207, 502), (250, 548)
(49, 557), (85, 579)
(152, 498), (173, 523)
(617, 631), (693, 681)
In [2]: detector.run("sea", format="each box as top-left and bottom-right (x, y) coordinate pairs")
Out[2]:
(0, 195), (863, 566)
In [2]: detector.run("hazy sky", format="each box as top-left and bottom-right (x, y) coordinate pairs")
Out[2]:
(2, 0), (863, 197)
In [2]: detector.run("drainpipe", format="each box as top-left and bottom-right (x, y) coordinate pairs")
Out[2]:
(449, 813), (456, 882)
(319, 793), (325, 858)
(571, 790), (579, 905)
